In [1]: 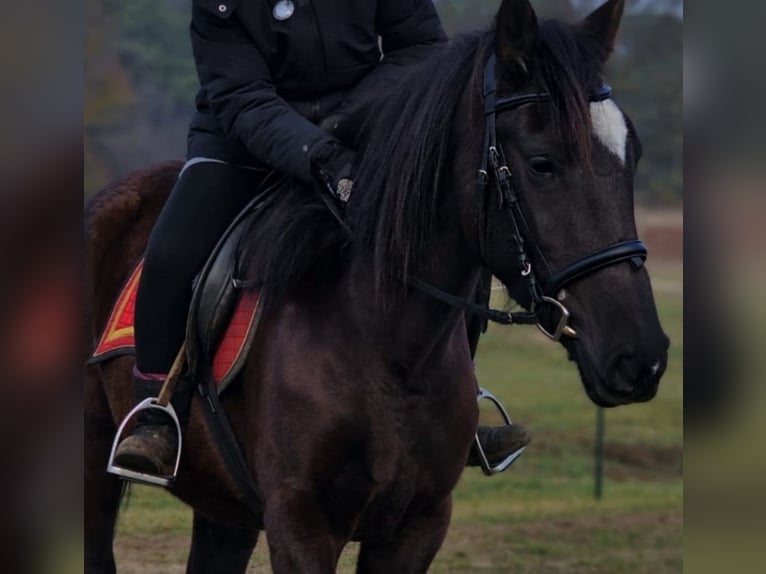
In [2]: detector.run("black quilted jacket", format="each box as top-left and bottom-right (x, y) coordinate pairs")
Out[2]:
(189, 0), (446, 181)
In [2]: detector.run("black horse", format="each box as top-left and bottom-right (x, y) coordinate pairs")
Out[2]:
(84, 0), (669, 571)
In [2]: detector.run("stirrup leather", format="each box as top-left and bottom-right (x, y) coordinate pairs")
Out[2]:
(474, 387), (525, 476)
(107, 397), (183, 487)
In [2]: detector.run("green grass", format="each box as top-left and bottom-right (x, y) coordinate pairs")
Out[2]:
(114, 265), (683, 573)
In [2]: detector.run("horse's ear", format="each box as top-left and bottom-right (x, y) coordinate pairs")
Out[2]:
(495, 0), (538, 76)
(581, 0), (625, 61)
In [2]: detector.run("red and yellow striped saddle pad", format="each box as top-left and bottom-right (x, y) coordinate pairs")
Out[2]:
(90, 260), (261, 387)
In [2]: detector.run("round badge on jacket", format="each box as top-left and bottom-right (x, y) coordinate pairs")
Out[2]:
(273, 0), (295, 21)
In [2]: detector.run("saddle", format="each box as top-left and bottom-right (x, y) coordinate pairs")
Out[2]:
(88, 176), (282, 395)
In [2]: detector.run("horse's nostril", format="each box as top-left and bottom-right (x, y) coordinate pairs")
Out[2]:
(606, 351), (665, 397)
(647, 355), (667, 381)
(607, 354), (636, 394)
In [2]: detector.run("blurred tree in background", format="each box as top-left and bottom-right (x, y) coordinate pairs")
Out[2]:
(84, 0), (681, 205)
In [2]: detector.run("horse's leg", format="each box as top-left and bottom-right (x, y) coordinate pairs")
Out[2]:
(263, 485), (345, 574)
(186, 512), (259, 574)
(84, 370), (124, 574)
(83, 470), (122, 574)
(356, 497), (453, 574)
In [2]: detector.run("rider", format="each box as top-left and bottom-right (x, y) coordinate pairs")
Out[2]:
(113, 0), (529, 478)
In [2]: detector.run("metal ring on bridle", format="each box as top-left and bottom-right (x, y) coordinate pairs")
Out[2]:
(531, 296), (573, 341)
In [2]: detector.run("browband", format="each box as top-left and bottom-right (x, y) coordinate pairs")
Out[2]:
(483, 54), (613, 114)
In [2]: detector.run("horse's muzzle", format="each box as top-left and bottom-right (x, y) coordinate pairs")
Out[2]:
(599, 334), (670, 405)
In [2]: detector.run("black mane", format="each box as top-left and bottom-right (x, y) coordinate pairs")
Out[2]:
(243, 20), (604, 304)
(344, 34), (484, 298)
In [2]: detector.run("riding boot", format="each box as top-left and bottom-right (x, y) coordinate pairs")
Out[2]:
(466, 423), (530, 467)
(112, 370), (193, 476)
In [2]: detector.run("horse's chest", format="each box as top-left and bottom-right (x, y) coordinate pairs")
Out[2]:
(353, 395), (473, 539)
(357, 469), (421, 539)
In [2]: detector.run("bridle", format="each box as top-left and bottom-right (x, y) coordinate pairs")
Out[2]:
(408, 53), (648, 341)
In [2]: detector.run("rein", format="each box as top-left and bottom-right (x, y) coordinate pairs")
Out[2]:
(407, 54), (648, 341)
(406, 275), (537, 326)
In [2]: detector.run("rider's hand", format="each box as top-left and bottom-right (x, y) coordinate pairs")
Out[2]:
(319, 114), (344, 133)
(312, 144), (358, 203)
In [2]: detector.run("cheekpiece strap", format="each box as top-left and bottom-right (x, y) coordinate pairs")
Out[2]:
(483, 54), (498, 112)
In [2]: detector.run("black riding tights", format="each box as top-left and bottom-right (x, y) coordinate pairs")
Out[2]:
(134, 161), (267, 374)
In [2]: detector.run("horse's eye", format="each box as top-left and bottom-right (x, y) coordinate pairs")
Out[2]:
(529, 156), (557, 177)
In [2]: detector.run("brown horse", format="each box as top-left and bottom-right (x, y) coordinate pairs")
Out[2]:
(84, 0), (669, 572)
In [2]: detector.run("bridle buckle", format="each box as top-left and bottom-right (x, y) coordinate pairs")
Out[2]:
(489, 146), (500, 167)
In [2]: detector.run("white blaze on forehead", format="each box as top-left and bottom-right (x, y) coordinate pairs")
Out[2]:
(589, 99), (628, 164)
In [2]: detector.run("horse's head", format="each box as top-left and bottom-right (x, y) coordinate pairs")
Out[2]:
(471, 0), (669, 407)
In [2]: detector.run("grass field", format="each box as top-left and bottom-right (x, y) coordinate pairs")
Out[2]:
(113, 259), (683, 573)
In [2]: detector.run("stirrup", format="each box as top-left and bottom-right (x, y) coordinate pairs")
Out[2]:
(474, 387), (525, 476)
(106, 397), (183, 487)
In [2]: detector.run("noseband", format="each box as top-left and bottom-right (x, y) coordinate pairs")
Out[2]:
(409, 54), (647, 341)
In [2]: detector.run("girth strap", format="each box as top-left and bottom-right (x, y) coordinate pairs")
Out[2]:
(196, 375), (263, 515)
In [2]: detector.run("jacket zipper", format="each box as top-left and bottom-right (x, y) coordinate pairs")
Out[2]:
(304, 0), (327, 93)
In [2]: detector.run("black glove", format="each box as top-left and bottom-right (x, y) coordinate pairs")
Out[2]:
(312, 144), (358, 203)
